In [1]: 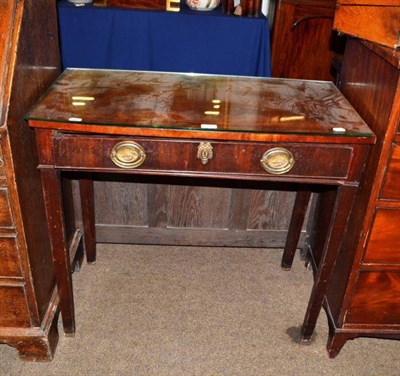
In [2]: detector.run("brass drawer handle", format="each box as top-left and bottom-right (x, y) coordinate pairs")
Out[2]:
(110, 141), (146, 169)
(197, 142), (213, 165)
(260, 148), (295, 174)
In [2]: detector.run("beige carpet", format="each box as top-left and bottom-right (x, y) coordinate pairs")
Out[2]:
(1, 244), (399, 375)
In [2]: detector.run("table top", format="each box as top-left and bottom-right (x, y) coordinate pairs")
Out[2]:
(26, 69), (374, 142)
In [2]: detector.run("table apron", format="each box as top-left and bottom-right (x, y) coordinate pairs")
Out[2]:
(47, 135), (365, 185)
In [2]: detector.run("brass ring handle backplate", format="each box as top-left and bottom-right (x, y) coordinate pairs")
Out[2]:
(110, 141), (146, 169)
(260, 148), (295, 174)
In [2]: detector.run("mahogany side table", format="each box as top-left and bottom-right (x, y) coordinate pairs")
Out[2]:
(26, 69), (375, 353)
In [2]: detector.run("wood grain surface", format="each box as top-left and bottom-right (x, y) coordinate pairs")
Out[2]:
(334, 5), (400, 48)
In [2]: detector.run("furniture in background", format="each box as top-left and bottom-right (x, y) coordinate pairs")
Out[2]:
(316, 39), (400, 357)
(270, 0), (345, 80)
(269, 1), (400, 356)
(57, 0), (296, 252)
(0, 0), (65, 361)
(310, 2), (400, 356)
(26, 68), (374, 348)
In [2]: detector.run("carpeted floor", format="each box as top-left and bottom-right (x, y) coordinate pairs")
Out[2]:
(1, 244), (399, 375)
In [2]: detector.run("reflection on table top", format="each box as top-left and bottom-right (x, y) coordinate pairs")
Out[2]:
(27, 69), (374, 140)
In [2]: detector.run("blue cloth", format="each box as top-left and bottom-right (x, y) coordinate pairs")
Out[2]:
(57, 1), (271, 77)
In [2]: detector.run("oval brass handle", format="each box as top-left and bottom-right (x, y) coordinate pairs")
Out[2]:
(260, 148), (295, 175)
(197, 142), (213, 165)
(110, 141), (146, 169)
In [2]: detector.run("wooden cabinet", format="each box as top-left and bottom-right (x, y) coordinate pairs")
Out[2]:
(320, 39), (400, 357)
(270, 0), (344, 80)
(0, 0), (62, 361)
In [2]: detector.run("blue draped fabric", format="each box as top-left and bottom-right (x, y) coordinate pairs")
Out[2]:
(57, 1), (271, 77)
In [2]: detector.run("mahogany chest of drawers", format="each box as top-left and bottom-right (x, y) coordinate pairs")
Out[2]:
(0, 0), (63, 361)
(321, 39), (400, 356)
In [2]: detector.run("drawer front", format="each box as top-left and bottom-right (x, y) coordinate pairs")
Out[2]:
(363, 208), (400, 265)
(0, 285), (31, 327)
(346, 271), (400, 326)
(0, 237), (22, 277)
(53, 136), (354, 180)
(380, 143), (400, 200)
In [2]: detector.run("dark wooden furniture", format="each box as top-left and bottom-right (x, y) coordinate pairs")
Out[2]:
(0, 0), (64, 361)
(333, 0), (400, 49)
(317, 39), (400, 357)
(26, 69), (374, 349)
(270, 0), (345, 80)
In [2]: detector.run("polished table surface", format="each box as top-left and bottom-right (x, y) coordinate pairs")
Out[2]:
(26, 69), (375, 352)
(57, 1), (271, 77)
(27, 69), (372, 138)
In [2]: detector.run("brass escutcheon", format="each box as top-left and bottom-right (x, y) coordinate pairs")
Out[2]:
(260, 148), (295, 174)
(197, 142), (213, 165)
(110, 141), (146, 169)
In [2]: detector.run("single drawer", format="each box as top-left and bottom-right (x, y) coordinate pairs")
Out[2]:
(363, 208), (400, 265)
(345, 271), (400, 326)
(0, 237), (22, 277)
(380, 143), (400, 200)
(53, 135), (355, 180)
(0, 187), (14, 228)
(0, 285), (31, 327)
